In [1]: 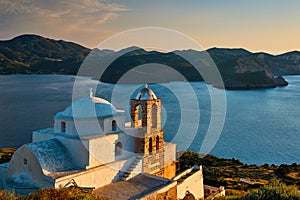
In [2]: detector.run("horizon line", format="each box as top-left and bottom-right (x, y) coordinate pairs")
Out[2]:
(1, 33), (299, 56)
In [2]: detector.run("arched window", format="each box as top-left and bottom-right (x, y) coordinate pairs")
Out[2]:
(151, 104), (158, 128)
(112, 120), (117, 131)
(156, 135), (160, 151)
(138, 105), (142, 121)
(115, 142), (123, 156)
(149, 137), (153, 153)
(61, 122), (66, 133)
(132, 104), (142, 127)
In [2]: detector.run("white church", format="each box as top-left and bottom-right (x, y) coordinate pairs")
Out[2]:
(0, 85), (205, 199)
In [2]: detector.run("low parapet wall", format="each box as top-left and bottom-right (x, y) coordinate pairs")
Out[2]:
(54, 157), (137, 189)
(140, 174), (177, 200)
(204, 185), (225, 200)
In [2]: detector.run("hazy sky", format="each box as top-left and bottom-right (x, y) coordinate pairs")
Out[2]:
(0, 0), (299, 54)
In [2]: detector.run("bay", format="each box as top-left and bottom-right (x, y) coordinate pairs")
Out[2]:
(0, 74), (299, 165)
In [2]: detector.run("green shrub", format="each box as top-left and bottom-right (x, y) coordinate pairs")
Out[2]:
(236, 183), (300, 200)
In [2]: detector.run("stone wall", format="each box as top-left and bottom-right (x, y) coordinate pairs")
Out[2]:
(130, 98), (162, 130)
(143, 150), (164, 175)
(133, 127), (164, 158)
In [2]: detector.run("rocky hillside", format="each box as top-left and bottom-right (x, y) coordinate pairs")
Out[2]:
(0, 34), (90, 74)
(179, 151), (300, 199)
(98, 47), (289, 89)
(1, 34), (299, 89)
(206, 48), (291, 89)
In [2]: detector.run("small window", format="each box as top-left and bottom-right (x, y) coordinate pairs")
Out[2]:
(151, 104), (158, 128)
(156, 135), (160, 151)
(61, 122), (66, 133)
(24, 158), (27, 165)
(149, 137), (153, 153)
(112, 120), (117, 131)
(115, 142), (123, 156)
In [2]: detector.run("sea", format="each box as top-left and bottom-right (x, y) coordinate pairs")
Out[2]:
(0, 74), (299, 165)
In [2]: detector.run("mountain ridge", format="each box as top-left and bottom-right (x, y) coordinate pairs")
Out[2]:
(1, 34), (299, 89)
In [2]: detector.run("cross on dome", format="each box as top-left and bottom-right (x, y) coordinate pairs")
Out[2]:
(89, 88), (93, 98)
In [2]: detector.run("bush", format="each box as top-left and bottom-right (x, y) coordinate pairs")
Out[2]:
(0, 190), (15, 200)
(21, 188), (106, 200)
(0, 188), (109, 200)
(236, 183), (300, 200)
(0, 148), (15, 164)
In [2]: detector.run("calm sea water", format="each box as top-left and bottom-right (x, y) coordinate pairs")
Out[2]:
(0, 75), (299, 165)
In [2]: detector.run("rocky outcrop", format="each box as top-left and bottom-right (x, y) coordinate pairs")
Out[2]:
(274, 76), (289, 87)
(218, 72), (288, 90)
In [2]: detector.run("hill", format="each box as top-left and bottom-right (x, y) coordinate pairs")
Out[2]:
(0, 34), (90, 74)
(98, 47), (289, 89)
(179, 151), (300, 199)
(1, 34), (299, 89)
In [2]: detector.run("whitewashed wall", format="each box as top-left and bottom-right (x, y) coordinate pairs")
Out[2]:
(53, 115), (125, 137)
(54, 157), (136, 189)
(6, 146), (54, 189)
(164, 142), (177, 165)
(0, 165), (8, 189)
(176, 167), (204, 200)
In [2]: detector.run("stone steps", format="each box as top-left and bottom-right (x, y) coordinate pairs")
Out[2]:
(121, 156), (142, 181)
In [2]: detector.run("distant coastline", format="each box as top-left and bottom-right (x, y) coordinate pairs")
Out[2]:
(1, 34), (300, 90)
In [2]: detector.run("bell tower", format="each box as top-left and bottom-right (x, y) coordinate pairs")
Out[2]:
(131, 84), (162, 128)
(130, 84), (165, 176)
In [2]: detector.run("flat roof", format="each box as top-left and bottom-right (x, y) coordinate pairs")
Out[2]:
(95, 174), (175, 200)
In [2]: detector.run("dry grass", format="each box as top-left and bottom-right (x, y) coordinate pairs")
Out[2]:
(179, 151), (300, 199)
(287, 172), (299, 179)
(0, 148), (15, 164)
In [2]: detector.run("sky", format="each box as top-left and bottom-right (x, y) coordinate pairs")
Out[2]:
(0, 0), (299, 54)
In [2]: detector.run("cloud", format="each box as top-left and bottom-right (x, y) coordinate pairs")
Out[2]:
(96, 12), (119, 24)
(48, 10), (72, 18)
(0, 0), (127, 15)
(0, 0), (127, 47)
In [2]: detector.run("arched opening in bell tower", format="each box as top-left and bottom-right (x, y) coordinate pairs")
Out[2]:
(156, 135), (160, 151)
(132, 103), (143, 127)
(151, 104), (158, 128)
(149, 137), (153, 153)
